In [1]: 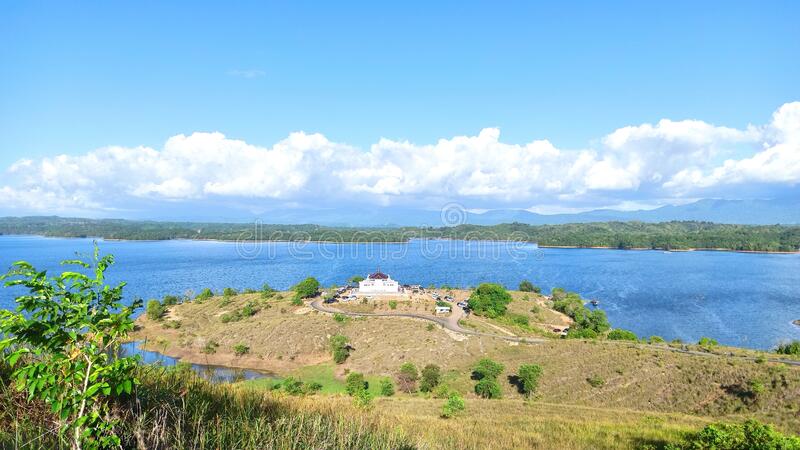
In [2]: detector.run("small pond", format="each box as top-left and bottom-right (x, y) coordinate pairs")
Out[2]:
(119, 341), (276, 384)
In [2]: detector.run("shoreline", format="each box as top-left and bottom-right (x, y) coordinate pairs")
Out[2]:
(3, 233), (798, 255)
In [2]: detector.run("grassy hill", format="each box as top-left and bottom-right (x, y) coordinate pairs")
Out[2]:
(129, 290), (800, 449)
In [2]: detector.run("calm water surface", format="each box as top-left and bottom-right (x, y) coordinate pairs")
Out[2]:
(1, 235), (798, 350)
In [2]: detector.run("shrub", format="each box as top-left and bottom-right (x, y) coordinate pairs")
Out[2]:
(223, 287), (238, 297)
(473, 358), (504, 380)
(698, 336), (719, 347)
(0, 247), (141, 449)
(426, 323), (435, 331)
(509, 313), (530, 327)
(162, 319), (181, 329)
(419, 364), (441, 393)
(345, 372), (368, 396)
(518, 280), (540, 293)
(467, 283), (512, 318)
(162, 294), (180, 306)
(441, 394), (466, 418)
(565, 328), (598, 339)
(240, 301), (259, 317)
(607, 328), (639, 341)
(219, 297), (232, 307)
(776, 340), (800, 355)
(233, 343), (250, 356)
(379, 378), (395, 396)
(195, 288), (213, 302)
(146, 299), (166, 320)
(397, 362), (419, 393)
(432, 383), (454, 399)
(333, 313), (350, 323)
(518, 364), (543, 397)
(329, 334), (350, 364)
(261, 283), (276, 299)
(649, 335), (665, 344)
(353, 389), (374, 409)
(669, 419), (800, 450)
(474, 378), (502, 399)
(388, 300), (398, 309)
(202, 340), (220, 354)
(292, 277), (320, 302)
(586, 375), (605, 388)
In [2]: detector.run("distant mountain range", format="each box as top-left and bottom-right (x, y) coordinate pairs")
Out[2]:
(248, 198), (800, 227)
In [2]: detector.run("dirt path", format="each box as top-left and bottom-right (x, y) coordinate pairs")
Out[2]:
(309, 300), (547, 344)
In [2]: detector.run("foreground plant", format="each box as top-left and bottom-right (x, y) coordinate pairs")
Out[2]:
(0, 246), (141, 449)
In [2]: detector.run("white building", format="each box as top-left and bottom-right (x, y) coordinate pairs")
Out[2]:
(358, 271), (400, 294)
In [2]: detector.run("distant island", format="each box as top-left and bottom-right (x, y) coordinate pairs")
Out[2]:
(1, 216), (800, 252)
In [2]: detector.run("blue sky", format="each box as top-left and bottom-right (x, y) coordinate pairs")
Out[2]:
(1, 1), (799, 219)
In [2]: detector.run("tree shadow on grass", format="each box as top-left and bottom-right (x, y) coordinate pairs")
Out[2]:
(506, 374), (525, 395)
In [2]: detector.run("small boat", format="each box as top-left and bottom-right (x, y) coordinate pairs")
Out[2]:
(590, 299), (599, 306)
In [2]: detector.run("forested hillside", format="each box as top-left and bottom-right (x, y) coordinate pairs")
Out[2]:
(1, 216), (799, 252)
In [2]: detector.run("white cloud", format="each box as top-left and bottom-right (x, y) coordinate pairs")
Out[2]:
(1, 102), (798, 215)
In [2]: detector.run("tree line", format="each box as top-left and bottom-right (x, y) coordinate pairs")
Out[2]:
(2, 216), (800, 251)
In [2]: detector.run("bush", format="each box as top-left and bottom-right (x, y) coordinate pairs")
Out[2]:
(474, 378), (502, 399)
(261, 283), (276, 299)
(518, 364), (543, 397)
(473, 358), (504, 380)
(329, 334), (350, 364)
(649, 335), (665, 344)
(432, 383), (454, 399)
(668, 419), (800, 450)
(345, 372), (368, 396)
(147, 299), (166, 320)
(379, 378), (395, 396)
(388, 300), (398, 309)
(441, 394), (466, 418)
(419, 364), (441, 393)
(565, 328), (598, 339)
(162, 319), (181, 329)
(195, 288), (213, 302)
(333, 313), (349, 323)
(467, 283), (512, 318)
(518, 280), (540, 293)
(776, 340), (800, 355)
(607, 328), (639, 341)
(202, 340), (220, 354)
(293, 277), (320, 301)
(353, 389), (374, 409)
(162, 294), (180, 306)
(586, 375), (605, 388)
(698, 336), (719, 347)
(397, 362), (419, 393)
(509, 313), (530, 327)
(223, 287), (238, 297)
(233, 343), (250, 356)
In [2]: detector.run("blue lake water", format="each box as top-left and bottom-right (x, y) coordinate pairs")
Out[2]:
(1, 235), (799, 350)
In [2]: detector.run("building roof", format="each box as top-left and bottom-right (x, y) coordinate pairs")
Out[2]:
(368, 271), (389, 280)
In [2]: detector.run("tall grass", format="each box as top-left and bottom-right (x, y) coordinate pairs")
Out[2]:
(0, 362), (414, 449)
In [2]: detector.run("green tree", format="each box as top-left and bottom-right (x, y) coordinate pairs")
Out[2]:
(474, 378), (502, 399)
(518, 280), (540, 293)
(329, 334), (350, 364)
(440, 394), (466, 418)
(517, 364), (543, 398)
(379, 378), (395, 396)
(345, 372), (368, 396)
(0, 247), (141, 449)
(607, 329), (638, 341)
(195, 288), (213, 302)
(162, 294), (180, 306)
(397, 362), (419, 393)
(467, 283), (512, 318)
(222, 287), (238, 297)
(292, 277), (320, 303)
(473, 358), (505, 380)
(348, 275), (365, 284)
(776, 340), (800, 355)
(146, 299), (166, 320)
(419, 364), (441, 393)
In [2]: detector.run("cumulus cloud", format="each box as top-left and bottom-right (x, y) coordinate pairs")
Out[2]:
(1, 102), (798, 215)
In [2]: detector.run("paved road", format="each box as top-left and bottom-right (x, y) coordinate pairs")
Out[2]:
(309, 300), (547, 344)
(308, 300), (800, 367)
